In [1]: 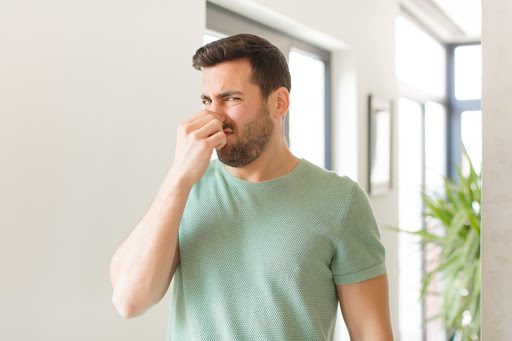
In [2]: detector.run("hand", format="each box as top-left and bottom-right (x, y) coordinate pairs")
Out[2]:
(169, 110), (227, 187)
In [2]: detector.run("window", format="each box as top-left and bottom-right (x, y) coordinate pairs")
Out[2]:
(425, 102), (448, 193)
(398, 98), (424, 341)
(396, 13), (448, 341)
(205, 2), (331, 169)
(397, 98), (448, 341)
(397, 11), (482, 340)
(454, 45), (482, 101)
(448, 43), (482, 178)
(288, 49), (326, 167)
(461, 110), (482, 175)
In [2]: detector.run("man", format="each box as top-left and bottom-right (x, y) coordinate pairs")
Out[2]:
(110, 33), (393, 340)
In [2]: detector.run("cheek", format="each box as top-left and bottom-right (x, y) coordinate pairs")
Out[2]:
(224, 106), (248, 126)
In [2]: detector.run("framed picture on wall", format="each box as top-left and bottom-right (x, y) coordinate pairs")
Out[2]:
(368, 94), (393, 196)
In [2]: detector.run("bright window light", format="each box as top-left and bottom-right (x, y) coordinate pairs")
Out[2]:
(398, 98), (424, 341)
(461, 110), (482, 175)
(396, 16), (446, 98)
(455, 45), (482, 100)
(288, 49), (325, 168)
(425, 101), (447, 193)
(424, 101), (448, 340)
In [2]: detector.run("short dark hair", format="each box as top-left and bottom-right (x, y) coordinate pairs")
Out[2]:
(192, 33), (291, 99)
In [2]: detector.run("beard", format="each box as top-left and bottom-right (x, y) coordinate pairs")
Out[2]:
(216, 105), (275, 167)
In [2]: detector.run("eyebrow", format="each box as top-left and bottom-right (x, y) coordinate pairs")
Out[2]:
(201, 91), (244, 100)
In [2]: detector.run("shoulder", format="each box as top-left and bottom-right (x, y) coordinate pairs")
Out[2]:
(299, 159), (358, 195)
(296, 160), (366, 221)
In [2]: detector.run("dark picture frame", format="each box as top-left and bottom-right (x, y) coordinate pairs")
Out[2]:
(368, 94), (393, 196)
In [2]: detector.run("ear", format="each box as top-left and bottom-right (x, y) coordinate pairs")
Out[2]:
(273, 87), (290, 119)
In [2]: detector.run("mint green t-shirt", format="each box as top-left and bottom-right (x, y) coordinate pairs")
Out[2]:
(167, 158), (386, 340)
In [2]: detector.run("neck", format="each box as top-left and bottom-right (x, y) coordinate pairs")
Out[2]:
(223, 135), (300, 182)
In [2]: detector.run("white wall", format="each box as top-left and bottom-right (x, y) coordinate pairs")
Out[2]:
(0, 1), (204, 340)
(482, 0), (512, 339)
(1, 0), (400, 340)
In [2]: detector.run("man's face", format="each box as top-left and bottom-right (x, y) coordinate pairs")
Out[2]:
(201, 59), (275, 167)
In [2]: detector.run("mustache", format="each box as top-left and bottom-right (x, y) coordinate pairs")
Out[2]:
(222, 122), (235, 131)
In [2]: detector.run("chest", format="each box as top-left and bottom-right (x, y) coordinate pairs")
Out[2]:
(178, 196), (336, 283)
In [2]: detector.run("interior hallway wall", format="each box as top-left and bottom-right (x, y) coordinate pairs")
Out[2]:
(482, 0), (512, 339)
(0, 1), (204, 340)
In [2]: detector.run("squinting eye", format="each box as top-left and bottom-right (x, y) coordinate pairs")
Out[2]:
(226, 97), (240, 101)
(202, 99), (211, 105)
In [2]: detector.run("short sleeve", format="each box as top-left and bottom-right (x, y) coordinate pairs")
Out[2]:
(330, 182), (387, 285)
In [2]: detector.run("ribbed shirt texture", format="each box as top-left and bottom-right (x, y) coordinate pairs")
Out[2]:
(167, 158), (386, 340)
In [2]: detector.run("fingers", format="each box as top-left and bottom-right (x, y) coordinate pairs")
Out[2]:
(186, 114), (219, 132)
(194, 118), (223, 139)
(182, 109), (212, 124)
(171, 110), (227, 186)
(178, 110), (227, 151)
(184, 109), (223, 126)
(207, 130), (227, 150)
(182, 111), (225, 135)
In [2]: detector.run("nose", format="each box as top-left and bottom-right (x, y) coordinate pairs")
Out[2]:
(214, 111), (227, 124)
(208, 101), (227, 122)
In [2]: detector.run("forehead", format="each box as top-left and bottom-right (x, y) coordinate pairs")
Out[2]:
(201, 59), (257, 94)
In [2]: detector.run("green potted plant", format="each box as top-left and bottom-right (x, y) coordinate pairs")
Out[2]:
(390, 145), (481, 340)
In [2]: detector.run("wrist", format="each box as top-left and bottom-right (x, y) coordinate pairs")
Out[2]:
(159, 170), (194, 197)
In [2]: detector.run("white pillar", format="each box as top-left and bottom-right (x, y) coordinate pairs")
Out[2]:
(482, 0), (512, 339)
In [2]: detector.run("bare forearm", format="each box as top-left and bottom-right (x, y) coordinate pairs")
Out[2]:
(110, 109), (227, 318)
(349, 323), (393, 341)
(338, 274), (393, 341)
(109, 172), (192, 318)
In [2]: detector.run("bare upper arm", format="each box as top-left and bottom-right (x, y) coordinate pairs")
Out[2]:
(336, 273), (393, 341)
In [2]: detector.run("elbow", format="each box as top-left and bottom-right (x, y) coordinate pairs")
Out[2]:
(113, 302), (136, 319)
(112, 290), (144, 319)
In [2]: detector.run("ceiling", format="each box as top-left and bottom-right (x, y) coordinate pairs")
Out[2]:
(402, 0), (481, 43)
